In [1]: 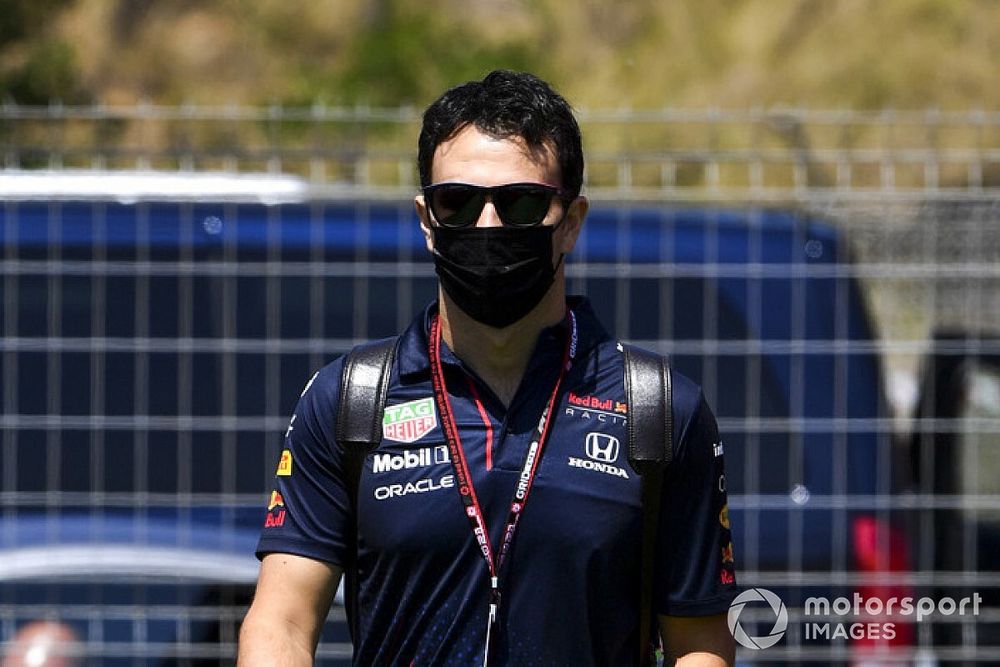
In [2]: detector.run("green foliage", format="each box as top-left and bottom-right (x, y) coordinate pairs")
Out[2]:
(0, 0), (997, 110)
(3, 40), (87, 104)
(0, 0), (86, 103)
(331, 1), (541, 106)
(0, 0), (74, 45)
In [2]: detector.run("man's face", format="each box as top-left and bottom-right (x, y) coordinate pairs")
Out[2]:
(415, 125), (587, 262)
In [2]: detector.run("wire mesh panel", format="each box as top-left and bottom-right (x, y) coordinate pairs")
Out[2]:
(1, 106), (999, 664)
(0, 198), (435, 666)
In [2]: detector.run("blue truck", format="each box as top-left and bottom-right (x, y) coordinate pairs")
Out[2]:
(2, 185), (992, 663)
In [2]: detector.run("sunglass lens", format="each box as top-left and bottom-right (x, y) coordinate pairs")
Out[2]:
(432, 186), (484, 227)
(495, 186), (553, 227)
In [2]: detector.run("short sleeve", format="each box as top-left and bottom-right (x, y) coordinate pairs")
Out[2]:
(654, 377), (738, 616)
(255, 360), (354, 567)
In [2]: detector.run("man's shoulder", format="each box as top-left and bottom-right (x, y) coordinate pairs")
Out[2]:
(304, 335), (414, 423)
(609, 341), (709, 445)
(667, 367), (706, 424)
(610, 341), (705, 411)
(292, 356), (349, 418)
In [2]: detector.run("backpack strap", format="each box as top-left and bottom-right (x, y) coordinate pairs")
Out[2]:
(336, 337), (399, 450)
(335, 336), (399, 644)
(623, 344), (674, 472)
(621, 343), (673, 666)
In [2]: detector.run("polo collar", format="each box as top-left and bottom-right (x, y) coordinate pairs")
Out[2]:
(396, 296), (609, 382)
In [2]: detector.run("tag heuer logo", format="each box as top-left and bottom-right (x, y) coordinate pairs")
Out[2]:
(383, 397), (437, 443)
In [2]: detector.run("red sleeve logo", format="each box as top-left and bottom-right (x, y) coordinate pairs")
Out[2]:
(264, 490), (286, 527)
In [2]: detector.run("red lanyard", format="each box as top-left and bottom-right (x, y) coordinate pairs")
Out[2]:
(427, 309), (577, 666)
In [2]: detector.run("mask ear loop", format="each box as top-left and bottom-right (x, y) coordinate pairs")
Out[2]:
(551, 220), (567, 275)
(549, 196), (576, 270)
(553, 252), (566, 274)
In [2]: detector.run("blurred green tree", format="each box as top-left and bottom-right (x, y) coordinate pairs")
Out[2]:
(0, 0), (89, 103)
(329, 0), (542, 106)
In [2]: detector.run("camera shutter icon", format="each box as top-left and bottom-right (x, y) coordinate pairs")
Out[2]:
(728, 587), (788, 650)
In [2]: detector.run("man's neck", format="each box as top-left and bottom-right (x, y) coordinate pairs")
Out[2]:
(438, 285), (566, 407)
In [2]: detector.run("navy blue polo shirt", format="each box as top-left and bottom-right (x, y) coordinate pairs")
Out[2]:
(256, 297), (737, 666)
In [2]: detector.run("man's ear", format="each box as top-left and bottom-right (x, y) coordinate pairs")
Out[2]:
(558, 195), (588, 255)
(415, 195), (434, 252)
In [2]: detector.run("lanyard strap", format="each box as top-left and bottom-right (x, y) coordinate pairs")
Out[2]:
(427, 309), (576, 664)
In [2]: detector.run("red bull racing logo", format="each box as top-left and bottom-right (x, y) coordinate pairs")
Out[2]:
(568, 392), (628, 414)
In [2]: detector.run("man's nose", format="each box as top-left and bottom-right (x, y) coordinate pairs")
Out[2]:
(477, 198), (503, 228)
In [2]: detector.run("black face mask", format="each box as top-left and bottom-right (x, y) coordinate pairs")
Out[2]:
(431, 225), (562, 329)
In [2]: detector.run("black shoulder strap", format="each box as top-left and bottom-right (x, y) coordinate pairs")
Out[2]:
(621, 343), (673, 666)
(336, 336), (399, 451)
(335, 336), (399, 645)
(623, 344), (674, 473)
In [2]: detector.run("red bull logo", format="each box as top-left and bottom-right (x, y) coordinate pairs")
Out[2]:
(568, 392), (616, 411)
(268, 490), (285, 511)
(265, 489), (287, 527)
(722, 542), (734, 563)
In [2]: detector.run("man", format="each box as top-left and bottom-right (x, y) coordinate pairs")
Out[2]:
(239, 70), (737, 666)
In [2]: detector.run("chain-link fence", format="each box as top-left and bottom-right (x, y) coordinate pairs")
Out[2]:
(1, 106), (999, 664)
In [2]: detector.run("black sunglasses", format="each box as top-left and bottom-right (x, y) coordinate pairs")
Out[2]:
(422, 182), (573, 228)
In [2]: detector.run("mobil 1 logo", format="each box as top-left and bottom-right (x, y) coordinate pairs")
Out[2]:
(371, 444), (453, 501)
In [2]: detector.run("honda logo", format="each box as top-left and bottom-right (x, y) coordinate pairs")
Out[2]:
(585, 432), (620, 463)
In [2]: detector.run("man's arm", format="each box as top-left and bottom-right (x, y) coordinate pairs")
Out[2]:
(238, 553), (342, 666)
(653, 381), (737, 665)
(659, 613), (734, 666)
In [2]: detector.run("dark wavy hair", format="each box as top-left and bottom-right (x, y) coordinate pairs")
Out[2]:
(417, 70), (584, 198)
